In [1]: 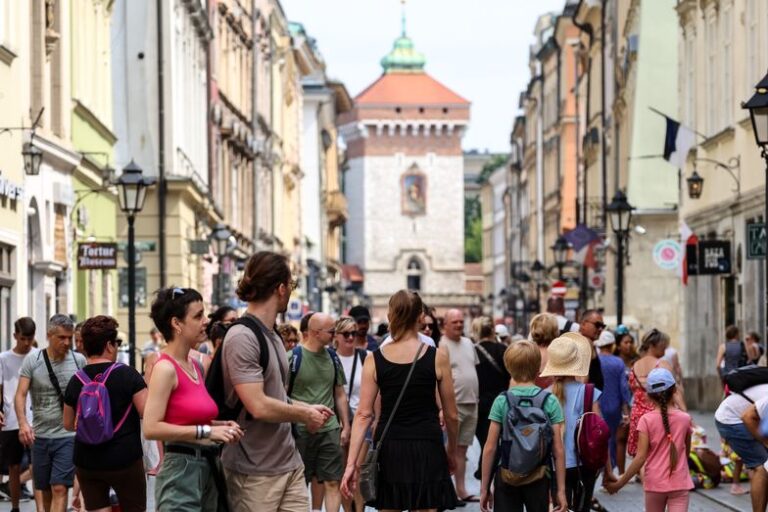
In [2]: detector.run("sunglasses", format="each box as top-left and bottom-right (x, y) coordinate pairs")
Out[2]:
(338, 331), (356, 338)
(587, 320), (606, 330)
(112, 338), (123, 347)
(421, 324), (433, 331)
(172, 287), (186, 299)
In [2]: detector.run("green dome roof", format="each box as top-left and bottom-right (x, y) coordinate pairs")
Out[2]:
(380, 35), (426, 73)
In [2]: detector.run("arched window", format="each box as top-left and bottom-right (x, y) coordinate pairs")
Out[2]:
(406, 258), (422, 291)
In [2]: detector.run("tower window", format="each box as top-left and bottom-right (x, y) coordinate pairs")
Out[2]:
(406, 258), (422, 291)
(395, 107), (402, 114)
(442, 107), (449, 114)
(419, 107), (425, 114)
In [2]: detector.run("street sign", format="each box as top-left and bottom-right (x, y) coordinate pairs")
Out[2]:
(77, 243), (118, 269)
(747, 223), (766, 260)
(286, 298), (303, 321)
(551, 280), (567, 297)
(698, 240), (732, 275)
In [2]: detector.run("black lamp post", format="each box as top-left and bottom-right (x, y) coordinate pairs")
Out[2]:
(551, 235), (569, 280)
(531, 260), (544, 313)
(22, 141), (43, 176)
(606, 190), (634, 326)
(117, 161), (156, 369)
(210, 224), (232, 306)
(744, 70), (768, 356)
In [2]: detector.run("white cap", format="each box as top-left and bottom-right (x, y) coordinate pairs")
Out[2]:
(495, 324), (510, 338)
(594, 330), (616, 348)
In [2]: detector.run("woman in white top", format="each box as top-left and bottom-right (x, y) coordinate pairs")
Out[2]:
(334, 316), (369, 512)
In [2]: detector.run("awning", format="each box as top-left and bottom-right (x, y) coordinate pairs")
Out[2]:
(341, 264), (364, 283)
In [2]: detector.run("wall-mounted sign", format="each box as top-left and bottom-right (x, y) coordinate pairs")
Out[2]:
(698, 240), (731, 275)
(747, 223), (766, 260)
(77, 243), (118, 269)
(0, 171), (23, 203)
(652, 240), (682, 271)
(118, 267), (147, 307)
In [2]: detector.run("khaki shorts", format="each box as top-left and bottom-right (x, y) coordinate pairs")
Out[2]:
(457, 403), (478, 446)
(225, 465), (307, 512)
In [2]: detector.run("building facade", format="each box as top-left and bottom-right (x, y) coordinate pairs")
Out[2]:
(338, 21), (472, 318)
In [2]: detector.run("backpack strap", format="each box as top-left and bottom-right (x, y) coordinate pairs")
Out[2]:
(562, 319), (573, 335)
(231, 317), (270, 371)
(287, 346), (303, 398)
(326, 347), (343, 388)
(42, 350), (65, 409)
(529, 388), (551, 410)
(583, 383), (594, 415)
(74, 368), (92, 386)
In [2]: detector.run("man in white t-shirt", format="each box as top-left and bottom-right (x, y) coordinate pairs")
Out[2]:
(0, 317), (36, 511)
(715, 383), (768, 497)
(741, 393), (768, 511)
(546, 296), (579, 334)
(440, 309), (479, 503)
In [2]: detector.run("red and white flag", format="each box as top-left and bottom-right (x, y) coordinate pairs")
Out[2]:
(680, 222), (698, 285)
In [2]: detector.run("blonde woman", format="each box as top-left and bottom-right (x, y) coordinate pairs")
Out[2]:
(529, 313), (559, 388)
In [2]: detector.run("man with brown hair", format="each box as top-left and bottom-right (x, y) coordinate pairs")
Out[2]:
(222, 251), (334, 512)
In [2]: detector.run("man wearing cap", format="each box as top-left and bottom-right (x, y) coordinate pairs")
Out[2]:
(595, 330), (631, 469)
(494, 324), (511, 345)
(348, 306), (379, 352)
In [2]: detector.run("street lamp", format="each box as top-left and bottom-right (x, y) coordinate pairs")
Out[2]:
(551, 235), (569, 280)
(606, 190), (634, 326)
(22, 141), (43, 176)
(744, 69), (768, 357)
(116, 161), (156, 369)
(531, 260), (544, 313)
(686, 170), (704, 199)
(210, 223), (232, 307)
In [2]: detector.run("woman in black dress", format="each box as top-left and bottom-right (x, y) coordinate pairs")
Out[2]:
(341, 290), (459, 511)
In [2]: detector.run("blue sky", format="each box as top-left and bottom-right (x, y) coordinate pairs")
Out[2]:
(281, 0), (567, 153)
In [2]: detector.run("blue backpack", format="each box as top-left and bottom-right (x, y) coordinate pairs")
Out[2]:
(74, 363), (132, 445)
(498, 389), (553, 486)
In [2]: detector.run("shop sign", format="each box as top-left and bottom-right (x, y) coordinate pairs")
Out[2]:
(0, 171), (23, 202)
(77, 243), (118, 269)
(697, 240), (731, 275)
(747, 223), (766, 260)
(652, 240), (682, 271)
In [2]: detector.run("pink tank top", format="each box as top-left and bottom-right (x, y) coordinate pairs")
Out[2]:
(159, 353), (218, 425)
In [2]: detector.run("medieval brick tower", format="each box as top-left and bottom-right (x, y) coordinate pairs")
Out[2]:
(338, 13), (471, 318)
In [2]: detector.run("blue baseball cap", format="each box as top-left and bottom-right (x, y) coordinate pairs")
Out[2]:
(615, 324), (629, 336)
(646, 368), (676, 393)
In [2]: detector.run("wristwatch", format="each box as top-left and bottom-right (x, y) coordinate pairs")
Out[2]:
(201, 425), (212, 439)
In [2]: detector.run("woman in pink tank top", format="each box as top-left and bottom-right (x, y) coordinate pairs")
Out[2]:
(144, 287), (244, 511)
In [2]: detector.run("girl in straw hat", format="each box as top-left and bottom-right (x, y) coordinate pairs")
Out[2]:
(540, 333), (615, 512)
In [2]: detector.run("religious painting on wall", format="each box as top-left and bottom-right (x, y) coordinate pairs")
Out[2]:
(401, 164), (426, 216)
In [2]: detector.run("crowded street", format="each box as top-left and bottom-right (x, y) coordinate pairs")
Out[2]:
(4, 0), (768, 511)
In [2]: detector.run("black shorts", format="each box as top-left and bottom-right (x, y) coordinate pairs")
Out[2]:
(0, 430), (24, 467)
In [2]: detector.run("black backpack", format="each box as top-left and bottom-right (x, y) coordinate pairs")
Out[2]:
(205, 316), (270, 421)
(723, 365), (768, 400)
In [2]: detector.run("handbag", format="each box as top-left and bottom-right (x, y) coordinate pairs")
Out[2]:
(358, 343), (425, 503)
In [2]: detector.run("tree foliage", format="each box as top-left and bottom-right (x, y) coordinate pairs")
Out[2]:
(464, 196), (482, 263)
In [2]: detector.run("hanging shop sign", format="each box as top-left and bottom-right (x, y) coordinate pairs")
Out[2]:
(77, 242), (118, 269)
(747, 223), (766, 260)
(0, 171), (23, 203)
(697, 240), (731, 275)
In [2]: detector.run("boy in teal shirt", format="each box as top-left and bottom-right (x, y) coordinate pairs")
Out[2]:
(480, 340), (568, 512)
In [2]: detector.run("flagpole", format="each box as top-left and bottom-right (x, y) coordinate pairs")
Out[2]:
(647, 106), (709, 140)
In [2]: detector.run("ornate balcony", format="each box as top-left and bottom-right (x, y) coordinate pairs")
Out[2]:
(325, 190), (348, 227)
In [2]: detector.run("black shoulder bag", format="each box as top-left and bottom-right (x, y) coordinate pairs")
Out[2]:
(359, 343), (425, 503)
(42, 349), (78, 410)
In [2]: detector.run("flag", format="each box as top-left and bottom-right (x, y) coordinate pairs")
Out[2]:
(663, 116), (696, 169)
(680, 221), (698, 286)
(563, 224), (600, 252)
(572, 239), (600, 270)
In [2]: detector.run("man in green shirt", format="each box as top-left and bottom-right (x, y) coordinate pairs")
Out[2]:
(288, 313), (349, 512)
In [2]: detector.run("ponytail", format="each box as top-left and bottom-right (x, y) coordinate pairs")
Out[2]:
(649, 386), (678, 475)
(552, 376), (566, 406)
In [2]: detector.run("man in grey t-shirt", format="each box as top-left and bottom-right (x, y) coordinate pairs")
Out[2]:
(222, 251), (333, 512)
(15, 315), (85, 512)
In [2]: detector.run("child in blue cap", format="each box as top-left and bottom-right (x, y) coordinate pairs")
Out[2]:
(605, 368), (694, 511)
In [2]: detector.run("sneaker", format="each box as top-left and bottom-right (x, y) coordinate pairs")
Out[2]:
(20, 484), (34, 502)
(0, 482), (11, 501)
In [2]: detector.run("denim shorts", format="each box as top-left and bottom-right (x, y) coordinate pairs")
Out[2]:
(716, 420), (768, 469)
(32, 436), (76, 489)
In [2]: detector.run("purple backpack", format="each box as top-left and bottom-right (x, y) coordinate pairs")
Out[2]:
(74, 363), (132, 445)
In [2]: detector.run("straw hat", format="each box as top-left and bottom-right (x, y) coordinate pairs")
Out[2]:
(539, 333), (592, 377)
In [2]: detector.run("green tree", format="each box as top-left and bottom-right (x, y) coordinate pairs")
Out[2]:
(464, 196), (482, 263)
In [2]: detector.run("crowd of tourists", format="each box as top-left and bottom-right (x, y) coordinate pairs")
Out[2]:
(2, 251), (768, 512)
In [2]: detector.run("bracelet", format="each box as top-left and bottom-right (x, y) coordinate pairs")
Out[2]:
(202, 425), (212, 439)
(195, 425), (202, 440)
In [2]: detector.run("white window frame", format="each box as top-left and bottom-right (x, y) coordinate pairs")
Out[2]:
(746, 0), (760, 97)
(721, 4), (733, 127)
(706, 13), (718, 135)
(685, 33), (695, 128)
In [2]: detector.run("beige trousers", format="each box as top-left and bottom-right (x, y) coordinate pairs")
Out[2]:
(225, 465), (307, 512)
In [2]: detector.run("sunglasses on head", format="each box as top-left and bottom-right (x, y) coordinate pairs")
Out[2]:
(172, 287), (186, 299)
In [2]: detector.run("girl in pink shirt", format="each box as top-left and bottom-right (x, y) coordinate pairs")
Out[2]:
(606, 368), (693, 512)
